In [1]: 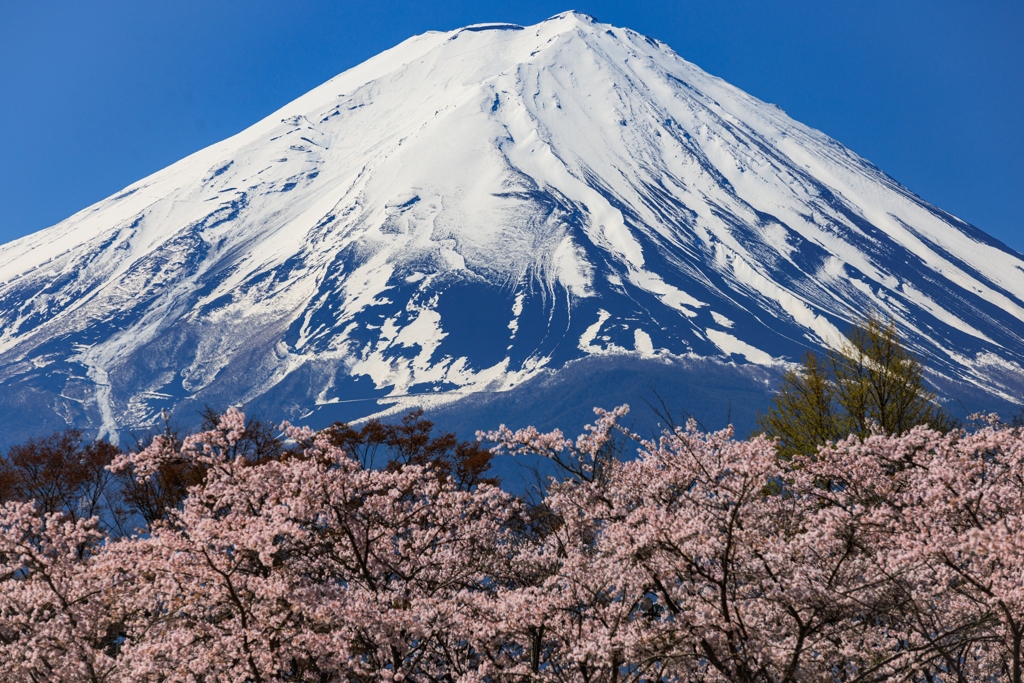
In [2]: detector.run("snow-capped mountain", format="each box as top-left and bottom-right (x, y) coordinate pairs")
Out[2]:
(2, 11), (1023, 444)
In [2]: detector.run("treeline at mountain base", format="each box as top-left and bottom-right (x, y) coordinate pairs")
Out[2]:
(1, 404), (1023, 682)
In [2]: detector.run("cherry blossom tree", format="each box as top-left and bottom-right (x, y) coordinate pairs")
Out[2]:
(109, 409), (519, 682)
(2, 405), (1024, 682)
(0, 501), (126, 683)
(486, 408), (918, 682)
(799, 420), (1024, 683)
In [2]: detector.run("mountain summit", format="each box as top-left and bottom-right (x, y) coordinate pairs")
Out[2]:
(1, 11), (1023, 443)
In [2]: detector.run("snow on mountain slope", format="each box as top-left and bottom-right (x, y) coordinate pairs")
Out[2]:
(1, 11), (1023, 443)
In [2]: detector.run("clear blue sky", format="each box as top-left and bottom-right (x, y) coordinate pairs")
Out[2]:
(2, 1), (1021, 252)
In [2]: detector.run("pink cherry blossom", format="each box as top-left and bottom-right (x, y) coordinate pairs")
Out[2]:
(3, 406), (1023, 681)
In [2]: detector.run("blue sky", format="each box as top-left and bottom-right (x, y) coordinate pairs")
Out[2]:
(2, 0), (1021, 251)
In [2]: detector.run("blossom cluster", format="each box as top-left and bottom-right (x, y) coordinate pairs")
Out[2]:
(2, 407), (1023, 682)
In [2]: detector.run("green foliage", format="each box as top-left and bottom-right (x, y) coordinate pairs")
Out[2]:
(758, 315), (956, 457)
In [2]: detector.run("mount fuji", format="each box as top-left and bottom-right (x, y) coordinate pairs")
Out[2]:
(2, 11), (1023, 445)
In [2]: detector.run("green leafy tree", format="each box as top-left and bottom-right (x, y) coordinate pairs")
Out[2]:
(758, 315), (956, 457)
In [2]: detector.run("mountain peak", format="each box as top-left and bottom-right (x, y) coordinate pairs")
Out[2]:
(0, 14), (1021, 444)
(449, 12), (603, 45)
(542, 10), (599, 25)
